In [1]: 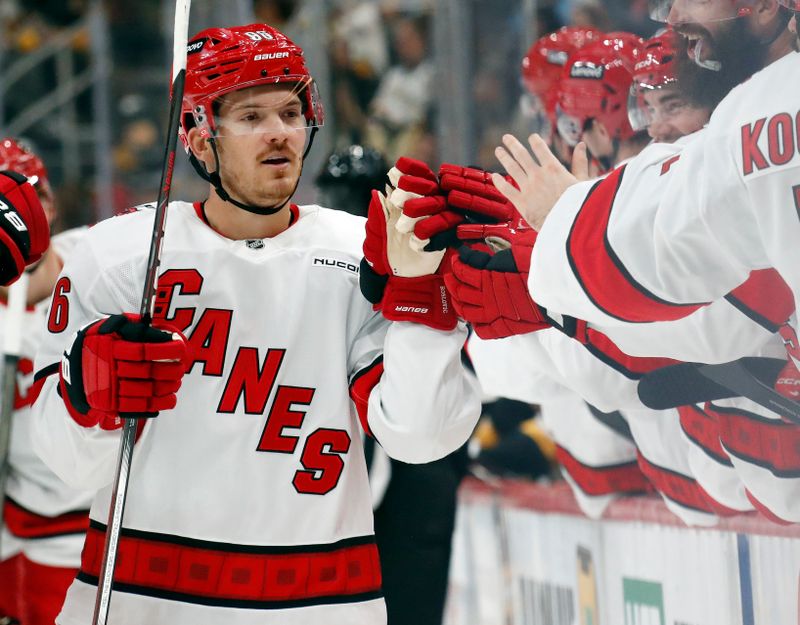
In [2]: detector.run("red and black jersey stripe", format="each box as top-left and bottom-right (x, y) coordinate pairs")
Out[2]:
(77, 521), (382, 610)
(566, 166), (706, 323)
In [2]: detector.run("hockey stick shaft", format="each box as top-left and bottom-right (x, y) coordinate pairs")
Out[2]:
(0, 273), (29, 552)
(91, 2), (191, 622)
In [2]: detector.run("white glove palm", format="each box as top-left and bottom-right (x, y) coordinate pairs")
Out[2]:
(381, 166), (445, 277)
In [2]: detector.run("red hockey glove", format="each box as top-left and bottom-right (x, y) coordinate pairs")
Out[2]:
(361, 186), (457, 331)
(60, 313), (191, 429)
(391, 160), (519, 252)
(388, 157), (456, 251)
(438, 163), (517, 223)
(0, 171), (50, 285)
(444, 228), (549, 339)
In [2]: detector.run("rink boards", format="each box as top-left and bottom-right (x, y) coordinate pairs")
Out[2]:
(444, 479), (800, 625)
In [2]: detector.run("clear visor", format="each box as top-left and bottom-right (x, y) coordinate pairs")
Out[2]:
(627, 80), (693, 131)
(194, 78), (323, 138)
(556, 104), (585, 147)
(648, 0), (755, 24)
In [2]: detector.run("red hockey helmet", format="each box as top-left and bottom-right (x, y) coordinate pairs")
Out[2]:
(520, 26), (604, 118)
(180, 23), (323, 147)
(555, 35), (644, 146)
(628, 31), (680, 131)
(632, 31), (678, 90)
(0, 138), (54, 216)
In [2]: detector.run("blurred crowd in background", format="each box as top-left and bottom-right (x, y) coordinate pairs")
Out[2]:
(0, 0), (659, 231)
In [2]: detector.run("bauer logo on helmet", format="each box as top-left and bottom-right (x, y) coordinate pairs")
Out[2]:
(254, 52), (290, 61)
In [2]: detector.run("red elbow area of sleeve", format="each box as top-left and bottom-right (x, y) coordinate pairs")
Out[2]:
(724, 269), (794, 332)
(349, 358), (384, 437)
(567, 166), (706, 323)
(583, 328), (679, 380)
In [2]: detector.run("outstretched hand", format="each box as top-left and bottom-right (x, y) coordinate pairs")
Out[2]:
(491, 133), (589, 231)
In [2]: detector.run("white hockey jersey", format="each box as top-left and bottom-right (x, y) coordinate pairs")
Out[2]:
(468, 333), (649, 520)
(529, 51), (800, 333)
(2, 227), (93, 568)
(468, 330), (750, 526)
(31, 202), (480, 625)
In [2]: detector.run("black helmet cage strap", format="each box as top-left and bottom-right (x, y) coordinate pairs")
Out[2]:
(188, 125), (319, 216)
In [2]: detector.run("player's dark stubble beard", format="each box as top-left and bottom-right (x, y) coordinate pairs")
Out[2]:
(674, 19), (769, 111)
(215, 137), (301, 210)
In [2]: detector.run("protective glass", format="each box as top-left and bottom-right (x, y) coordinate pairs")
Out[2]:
(649, 0), (756, 25)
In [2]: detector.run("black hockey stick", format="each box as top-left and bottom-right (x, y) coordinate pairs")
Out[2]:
(637, 357), (800, 422)
(0, 274), (28, 553)
(91, 1), (191, 622)
(637, 362), (736, 410)
(698, 358), (800, 422)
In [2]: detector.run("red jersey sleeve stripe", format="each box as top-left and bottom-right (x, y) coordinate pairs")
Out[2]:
(724, 269), (794, 332)
(349, 357), (384, 437)
(582, 328), (679, 380)
(566, 166), (706, 323)
(4, 497), (89, 539)
(28, 362), (60, 406)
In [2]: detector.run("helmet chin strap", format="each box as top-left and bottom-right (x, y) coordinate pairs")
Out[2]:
(190, 126), (319, 216)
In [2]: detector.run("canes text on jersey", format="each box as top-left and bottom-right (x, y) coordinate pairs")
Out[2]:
(150, 268), (350, 496)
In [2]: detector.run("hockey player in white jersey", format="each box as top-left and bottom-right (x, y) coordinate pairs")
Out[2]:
(442, 1), (800, 522)
(0, 140), (50, 290)
(497, 0), (800, 340)
(31, 24), (480, 625)
(0, 138), (91, 625)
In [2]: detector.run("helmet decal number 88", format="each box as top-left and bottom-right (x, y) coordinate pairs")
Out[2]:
(244, 31), (274, 42)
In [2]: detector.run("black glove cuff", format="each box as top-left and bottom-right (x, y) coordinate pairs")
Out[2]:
(61, 324), (92, 416)
(359, 258), (389, 305)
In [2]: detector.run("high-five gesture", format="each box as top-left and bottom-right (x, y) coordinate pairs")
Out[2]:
(492, 133), (589, 230)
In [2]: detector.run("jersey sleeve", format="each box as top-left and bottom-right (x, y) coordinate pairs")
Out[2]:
(530, 57), (800, 329)
(30, 234), (139, 491)
(591, 270), (792, 364)
(529, 135), (755, 326)
(366, 321), (481, 464)
(467, 331), (576, 405)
